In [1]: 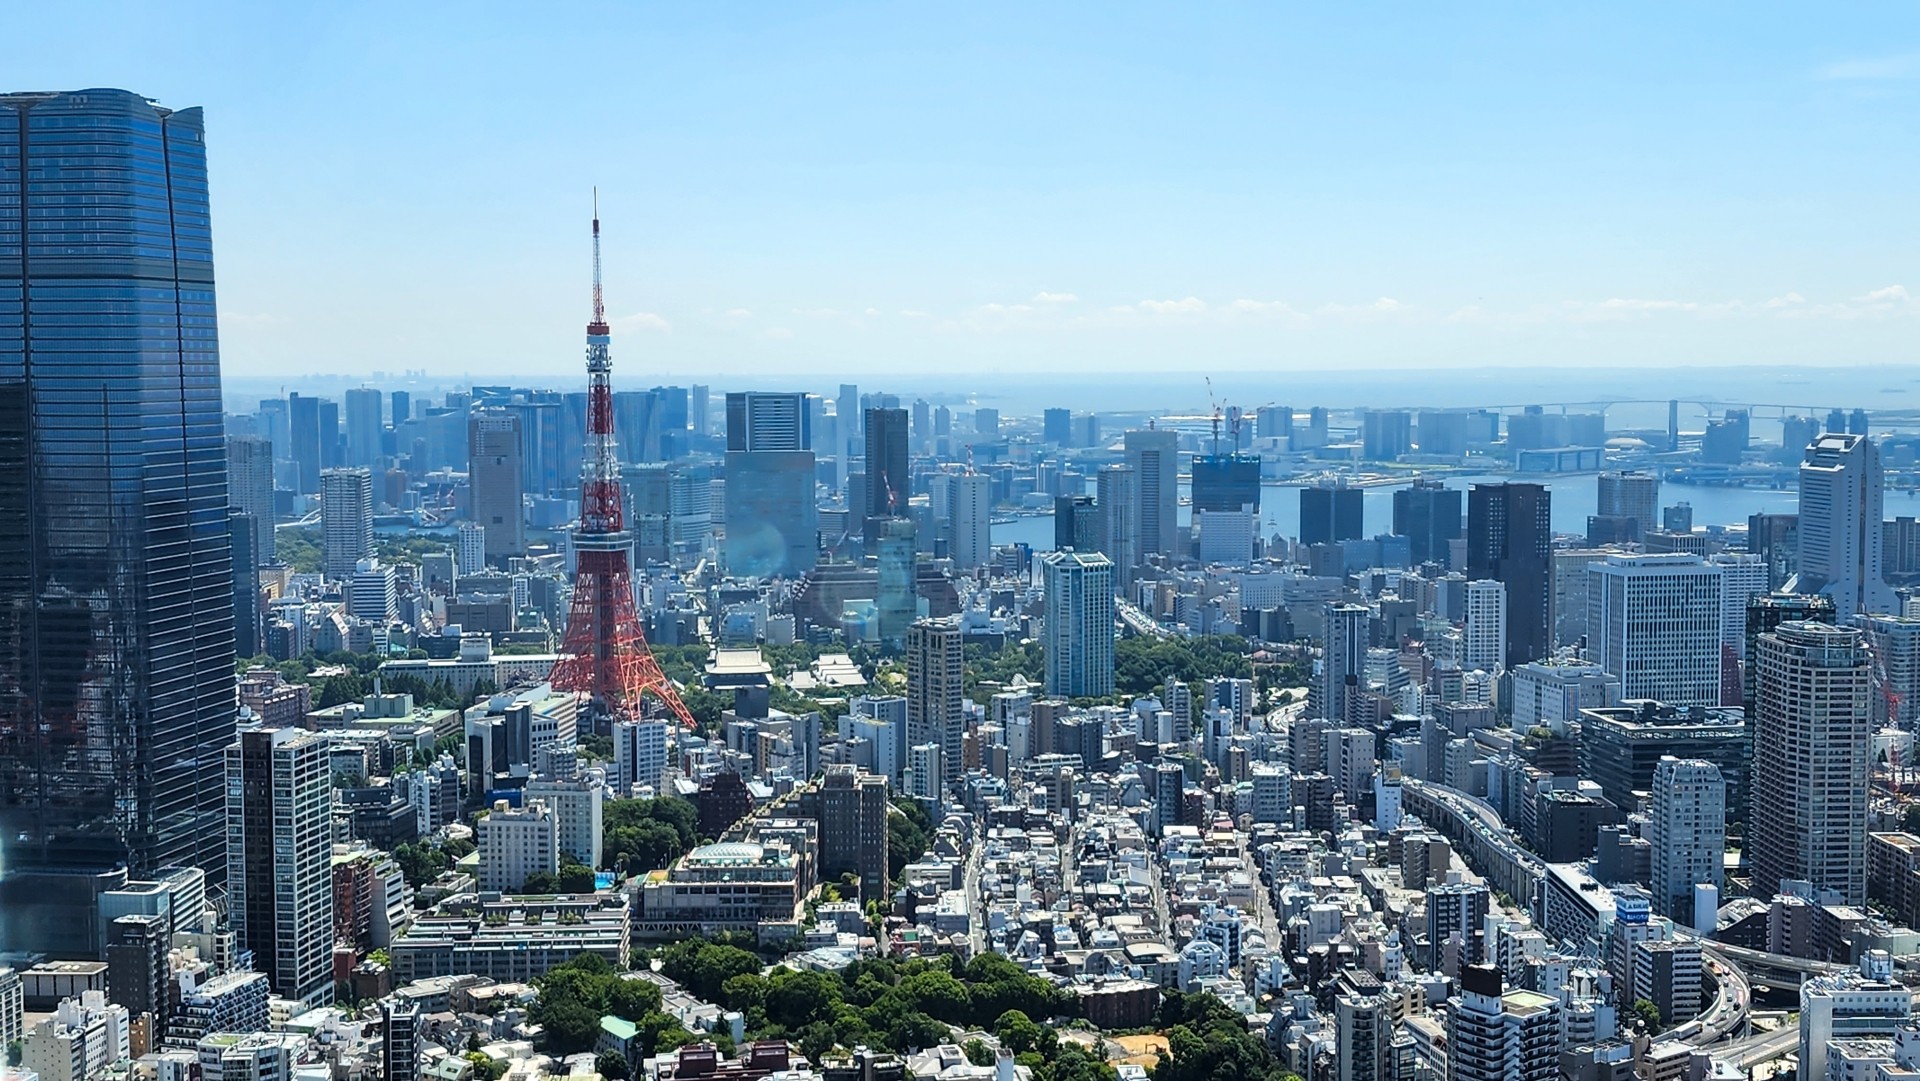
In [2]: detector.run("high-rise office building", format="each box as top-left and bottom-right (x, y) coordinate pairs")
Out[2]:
(801, 766), (891, 900)
(1596, 471), (1658, 541)
(907, 618), (965, 775)
(1711, 553), (1772, 664)
(230, 512), (261, 658)
(343, 387), (383, 469)
(1191, 453), (1260, 514)
(1042, 551), (1116, 698)
(226, 435), (276, 566)
(1393, 479), (1461, 568)
(724, 392), (818, 578)
(1301, 481), (1364, 546)
(1587, 554), (1724, 707)
(0, 91), (238, 928)
(1648, 756), (1725, 926)
(227, 727), (333, 1005)
(1749, 621), (1871, 904)
(1096, 464), (1138, 586)
(321, 467), (374, 580)
(949, 472), (991, 570)
(1793, 433), (1896, 618)
(1467, 482), (1551, 668)
(1043, 407), (1073, 446)
(318, 397), (341, 469)
(1124, 429), (1179, 558)
(289, 393), (323, 493)
(863, 407), (910, 551)
(1054, 494), (1100, 552)
(1461, 580), (1506, 673)
(974, 407), (999, 437)
(467, 408), (526, 565)
(1361, 410), (1412, 460)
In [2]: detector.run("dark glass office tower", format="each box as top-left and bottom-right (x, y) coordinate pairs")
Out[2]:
(0, 92), (237, 902)
(1191, 453), (1261, 513)
(1466, 482), (1551, 667)
(863, 406), (909, 551)
(1393, 479), (1462, 567)
(1300, 484), (1363, 546)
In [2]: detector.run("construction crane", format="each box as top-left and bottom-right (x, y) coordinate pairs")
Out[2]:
(1205, 376), (1223, 455)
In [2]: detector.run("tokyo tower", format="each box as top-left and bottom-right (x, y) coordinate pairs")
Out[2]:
(548, 200), (695, 729)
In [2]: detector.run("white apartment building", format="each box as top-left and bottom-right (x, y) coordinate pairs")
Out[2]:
(1750, 621), (1873, 905)
(1647, 756), (1726, 927)
(1462, 579), (1507, 673)
(1800, 951), (1913, 1081)
(612, 718), (669, 797)
(522, 775), (605, 868)
(478, 799), (559, 892)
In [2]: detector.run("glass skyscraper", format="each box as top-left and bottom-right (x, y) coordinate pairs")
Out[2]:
(0, 90), (236, 932)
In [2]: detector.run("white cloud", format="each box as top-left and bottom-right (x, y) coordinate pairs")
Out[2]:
(1138, 297), (1208, 314)
(1858, 284), (1912, 304)
(613, 312), (671, 332)
(1765, 292), (1806, 309)
(1033, 291), (1079, 304)
(864, 307), (880, 317)
(1815, 53), (1920, 80)
(977, 302), (1035, 316)
(762, 326), (794, 340)
(722, 307), (754, 321)
(791, 307), (840, 320)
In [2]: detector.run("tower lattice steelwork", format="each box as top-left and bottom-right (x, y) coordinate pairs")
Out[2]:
(549, 202), (695, 728)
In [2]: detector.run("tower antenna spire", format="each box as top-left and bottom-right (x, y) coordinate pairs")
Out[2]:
(589, 188), (607, 334)
(549, 195), (695, 730)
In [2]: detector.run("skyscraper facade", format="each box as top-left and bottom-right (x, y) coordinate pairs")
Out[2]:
(1124, 429), (1179, 559)
(1596, 470), (1659, 541)
(1191, 453), (1260, 513)
(948, 472), (991, 570)
(906, 618), (964, 779)
(1317, 603), (1370, 724)
(1301, 482), (1364, 547)
(343, 387), (384, 469)
(226, 727), (333, 1006)
(0, 91), (238, 914)
(1042, 551), (1116, 698)
(1648, 756), (1725, 926)
(226, 435), (276, 565)
(1587, 554), (1725, 708)
(321, 467), (374, 579)
(724, 392), (818, 578)
(1392, 479), (1461, 568)
(863, 406), (910, 551)
(1793, 433), (1896, 618)
(1467, 482), (1551, 668)
(1749, 621), (1871, 904)
(467, 408), (526, 565)
(1096, 464), (1137, 589)
(1461, 580), (1507, 673)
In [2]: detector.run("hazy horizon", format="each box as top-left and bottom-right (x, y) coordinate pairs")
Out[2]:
(5, 2), (1917, 380)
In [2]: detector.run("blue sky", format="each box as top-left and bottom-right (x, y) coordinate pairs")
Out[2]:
(7, 2), (1920, 380)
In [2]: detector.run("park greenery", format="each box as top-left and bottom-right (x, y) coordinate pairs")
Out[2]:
(531, 953), (691, 1056)
(659, 942), (1077, 1066)
(237, 648), (488, 711)
(886, 797), (934, 883)
(601, 796), (700, 873)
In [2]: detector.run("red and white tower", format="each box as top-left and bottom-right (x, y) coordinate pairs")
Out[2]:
(549, 201), (695, 728)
